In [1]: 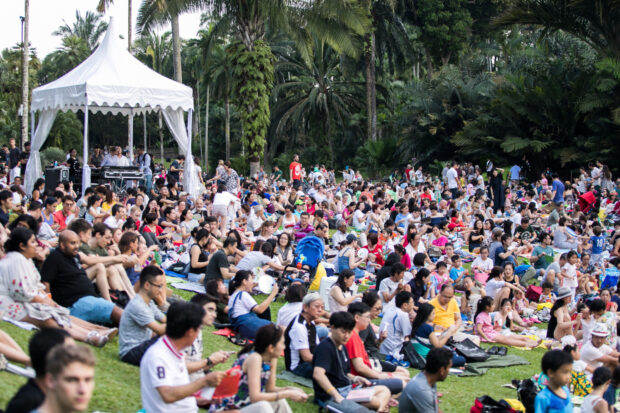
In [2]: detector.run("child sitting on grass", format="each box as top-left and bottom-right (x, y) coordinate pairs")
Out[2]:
(431, 261), (451, 294)
(535, 350), (574, 412)
(582, 366), (611, 412)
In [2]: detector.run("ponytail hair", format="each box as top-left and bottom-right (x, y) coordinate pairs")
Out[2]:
(474, 296), (494, 324)
(4, 227), (34, 253)
(238, 323), (283, 357)
(229, 270), (252, 295)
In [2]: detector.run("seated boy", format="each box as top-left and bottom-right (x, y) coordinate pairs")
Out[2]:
(535, 350), (574, 412)
(379, 291), (414, 365)
(312, 312), (391, 411)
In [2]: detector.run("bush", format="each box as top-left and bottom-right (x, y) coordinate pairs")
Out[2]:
(40, 147), (66, 167)
(229, 155), (250, 177)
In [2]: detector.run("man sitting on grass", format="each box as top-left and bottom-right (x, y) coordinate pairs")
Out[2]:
(284, 292), (323, 379)
(312, 311), (391, 412)
(399, 347), (452, 413)
(119, 265), (167, 366)
(140, 301), (224, 412)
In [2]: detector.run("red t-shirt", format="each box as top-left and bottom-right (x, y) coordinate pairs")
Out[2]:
(364, 244), (385, 266)
(143, 225), (163, 236)
(53, 210), (70, 231)
(290, 162), (302, 180)
(344, 330), (371, 376)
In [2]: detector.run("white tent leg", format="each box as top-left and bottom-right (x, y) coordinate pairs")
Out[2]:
(81, 104), (91, 196)
(129, 111), (134, 162)
(143, 112), (147, 150)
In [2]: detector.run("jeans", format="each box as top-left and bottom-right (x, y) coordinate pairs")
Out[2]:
(121, 336), (159, 366)
(291, 362), (313, 379)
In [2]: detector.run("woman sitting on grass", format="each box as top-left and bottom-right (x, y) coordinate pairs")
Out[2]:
(546, 287), (575, 341)
(411, 303), (466, 367)
(0, 228), (116, 347)
(475, 296), (541, 348)
(212, 323), (308, 412)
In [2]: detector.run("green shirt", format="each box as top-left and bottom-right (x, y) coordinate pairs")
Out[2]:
(79, 243), (109, 256)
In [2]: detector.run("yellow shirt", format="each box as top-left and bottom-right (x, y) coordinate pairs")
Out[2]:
(101, 201), (116, 212)
(430, 296), (460, 329)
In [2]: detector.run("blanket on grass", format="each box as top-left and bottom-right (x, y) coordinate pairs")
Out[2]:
(459, 354), (530, 377)
(277, 370), (313, 388)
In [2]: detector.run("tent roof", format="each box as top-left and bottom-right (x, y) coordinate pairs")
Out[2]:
(31, 18), (193, 115)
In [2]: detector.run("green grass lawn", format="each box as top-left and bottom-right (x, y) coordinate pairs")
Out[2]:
(0, 283), (547, 413)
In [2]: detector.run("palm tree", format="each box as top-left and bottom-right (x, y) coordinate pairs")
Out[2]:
(53, 11), (108, 51)
(97, 0), (134, 52)
(495, 0), (620, 59)
(271, 36), (366, 165)
(136, 0), (184, 82)
(139, 0), (370, 174)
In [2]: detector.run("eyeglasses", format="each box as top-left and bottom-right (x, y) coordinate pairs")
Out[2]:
(149, 282), (165, 289)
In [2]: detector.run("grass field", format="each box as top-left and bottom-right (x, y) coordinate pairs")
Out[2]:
(0, 282), (547, 413)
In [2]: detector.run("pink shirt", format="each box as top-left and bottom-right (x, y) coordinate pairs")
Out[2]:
(475, 311), (498, 341)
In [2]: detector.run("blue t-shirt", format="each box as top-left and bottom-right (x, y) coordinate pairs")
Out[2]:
(510, 165), (521, 180)
(590, 235), (605, 254)
(449, 267), (465, 281)
(551, 180), (565, 204)
(534, 386), (573, 412)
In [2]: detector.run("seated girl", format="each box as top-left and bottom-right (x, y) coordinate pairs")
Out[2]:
(475, 296), (541, 349)
(228, 270), (279, 340)
(471, 246), (494, 284)
(211, 324), (308, 412)
(411, 303), (466, 367)
(492, 298), (533, 332)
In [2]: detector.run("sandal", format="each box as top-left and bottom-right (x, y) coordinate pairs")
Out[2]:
(104, 328), (118, 341)
(86, 331), (109, 347)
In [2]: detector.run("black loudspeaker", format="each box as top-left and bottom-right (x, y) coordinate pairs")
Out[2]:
(45, 166), (69, 189)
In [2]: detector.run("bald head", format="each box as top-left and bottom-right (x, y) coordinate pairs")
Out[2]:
(59, 230), (81, 256)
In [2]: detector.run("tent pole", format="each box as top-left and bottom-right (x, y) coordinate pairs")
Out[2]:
(143, 112), (147, 151)
(129, 110), (134, 162)
(30, 111), (34, 141)
(82, 104), (89, 196)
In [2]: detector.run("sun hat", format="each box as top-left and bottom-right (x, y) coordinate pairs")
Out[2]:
(591, 322), (609, 337)
(560, 335), (577, 347)
(555, 287), (572, 300)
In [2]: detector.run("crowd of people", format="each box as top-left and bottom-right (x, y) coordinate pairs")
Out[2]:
(1, 147), (620, 412)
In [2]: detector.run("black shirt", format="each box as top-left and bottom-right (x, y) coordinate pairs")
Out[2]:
(5, 378), (44, 413)
(0, 209), (9, 226)
(358, 322), (380, 359)
(169, 160), (181, 182)
(312, 337), (352, 403)
(8, 147), (21, 169)
(203, 249), (230, 284)
(189, 244), (209, 274)
(41, 248), (97, 308)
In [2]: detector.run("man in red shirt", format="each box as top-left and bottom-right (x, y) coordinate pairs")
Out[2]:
(289, 154), (302, 188)
(345, 302), (409, 395)
(53, 195), (76, 231)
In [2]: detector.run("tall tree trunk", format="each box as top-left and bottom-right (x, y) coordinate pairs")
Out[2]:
(158, 111), (164, 161)
(225, 94), (230, 162)
(425, 47), (434, 80)
(127, 0), (132, 52)
(171, 14), (182, 82)
(196, 81), (202, 164)
(204, 85), (209, 172)
(365, 31), (377, 141)
(21, 0), (30, 150)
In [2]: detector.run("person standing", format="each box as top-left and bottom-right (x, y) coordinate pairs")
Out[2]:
(289, 154), (302, 188)
(551, 172), (565, 209)
(509, 164), (521, 188)
(136, 145), (153, 193)
(221, 161), (240, 194)
(446, 161), (460, 199)
(8, 137), (21, 183)
(168, 155), (185, 183)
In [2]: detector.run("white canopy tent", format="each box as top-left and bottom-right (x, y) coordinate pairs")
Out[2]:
(26, 18), (197, 197)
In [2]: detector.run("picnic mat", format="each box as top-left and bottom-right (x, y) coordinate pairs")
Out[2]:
(164, 270), (188, 279)
(277, 370), (313, 388)
(170, 281), (206, 294)
(459, 354), (530, 377)
(213, 328), (236, 337)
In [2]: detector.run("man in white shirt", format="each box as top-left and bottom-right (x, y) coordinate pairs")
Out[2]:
(331, 219), (349, 249)
(140, 301), (224, 413)
(284, 293), (323, 378)
(580, 323), (620, 370)
(104, 204), (126, 230)
(446, 161), (461, 199)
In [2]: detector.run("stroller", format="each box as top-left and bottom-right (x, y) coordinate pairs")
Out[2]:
(294, 235), (325, 279)
(578, 191), (596, 213)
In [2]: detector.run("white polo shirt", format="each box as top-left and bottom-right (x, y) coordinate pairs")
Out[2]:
(140, 335), (197, 413)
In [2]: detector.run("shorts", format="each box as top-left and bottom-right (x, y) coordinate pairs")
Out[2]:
(212, 204), (228, 217)
(590, 253), (603, 267)
(69, 296), (115, 324)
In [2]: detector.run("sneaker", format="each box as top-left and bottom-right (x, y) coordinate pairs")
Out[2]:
(397, 359), (411, 368)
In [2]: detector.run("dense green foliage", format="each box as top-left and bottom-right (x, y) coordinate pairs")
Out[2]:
(1, 0), (620, 176)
